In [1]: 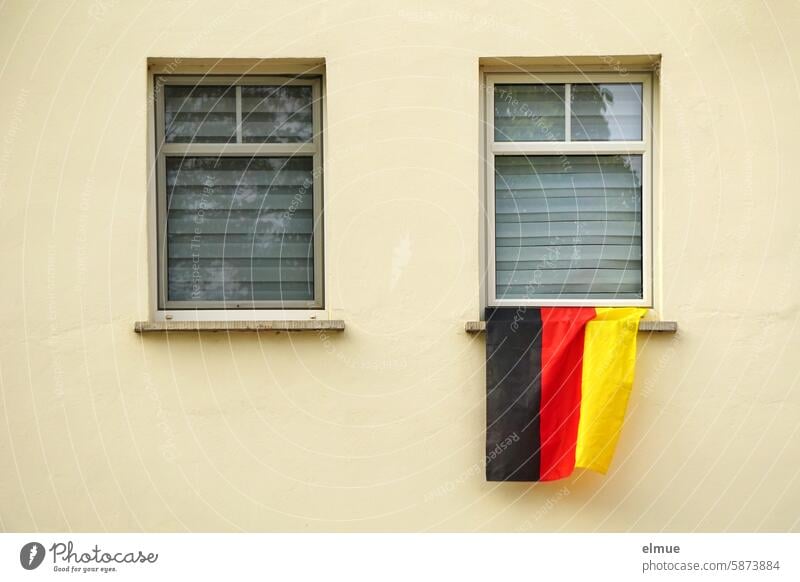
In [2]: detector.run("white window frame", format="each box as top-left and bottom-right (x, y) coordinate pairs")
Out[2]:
(484, 71), (653, 308)
(150, 74), (325, 321)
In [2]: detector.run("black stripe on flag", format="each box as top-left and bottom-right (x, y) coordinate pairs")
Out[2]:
(485, 307), (543, 481)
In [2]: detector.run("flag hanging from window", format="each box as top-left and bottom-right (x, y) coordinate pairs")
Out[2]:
(485, 306), (646, 482)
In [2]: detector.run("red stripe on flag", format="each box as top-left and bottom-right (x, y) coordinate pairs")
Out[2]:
(539, 307), (596, 481)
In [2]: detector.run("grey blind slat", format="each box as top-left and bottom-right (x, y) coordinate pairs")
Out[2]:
(495, 155), (643, 301)
(165, 156), (315, 302)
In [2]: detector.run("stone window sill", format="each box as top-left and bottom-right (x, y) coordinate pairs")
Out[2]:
(464, 320), (677, 333)
(134, 320), (345, 333)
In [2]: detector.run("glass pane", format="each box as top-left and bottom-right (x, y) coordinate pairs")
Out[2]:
(165, 156), (315, 303)
(494, 84), (565, 141)
(494, 155), (643, 300)
(571, 83), (643, 141)
(241, 85), (313, 143)
(164, 86), (237, 143)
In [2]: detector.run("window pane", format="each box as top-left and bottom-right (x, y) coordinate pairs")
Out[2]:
(494, 84), (565, 141)
(494, 155), (642, 300)
(241, 86), (313, 143)
(164, 86), (237, 143)
(165, 156), (315, 303)
(571, 83), (643, 141)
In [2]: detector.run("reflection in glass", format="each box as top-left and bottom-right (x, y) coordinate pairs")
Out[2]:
(494, 84), (565, 141)
(165, 156), (315, 302)
(241, 86), (313, 143)
(164, 86), (237, 143)
(494, 154), (643, 300)
(571, 83), (642, 141)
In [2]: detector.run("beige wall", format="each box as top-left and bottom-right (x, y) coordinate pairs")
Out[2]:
(1, 0), (799, 532)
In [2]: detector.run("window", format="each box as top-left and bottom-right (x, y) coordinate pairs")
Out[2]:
(485, 73), (652, 307)
(154, 75), (323, 311)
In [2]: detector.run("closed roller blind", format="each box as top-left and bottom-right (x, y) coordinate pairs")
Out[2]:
(241, 86), (313, 143)
(494, 84), (565, 142)
(494, 155), (642, 300)
(164, 86), (237, 143)
(165, 156), (315, 303)
(571, 83), (643, 141)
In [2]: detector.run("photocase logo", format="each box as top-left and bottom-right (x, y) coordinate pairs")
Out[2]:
(20, 542), (46, 570)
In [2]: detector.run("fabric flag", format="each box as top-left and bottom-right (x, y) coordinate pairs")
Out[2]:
(485, 306), (646, 482)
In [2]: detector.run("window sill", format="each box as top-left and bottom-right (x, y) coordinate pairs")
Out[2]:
(134, 320), (345, 333)
(465, 320), (677, 333)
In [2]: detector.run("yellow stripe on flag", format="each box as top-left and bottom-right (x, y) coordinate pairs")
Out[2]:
(574, 307), (647, 473)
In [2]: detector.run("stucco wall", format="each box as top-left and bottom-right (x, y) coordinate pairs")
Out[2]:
(1, 0), (799, 532)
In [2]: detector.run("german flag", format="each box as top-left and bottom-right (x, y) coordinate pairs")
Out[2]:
(485, 307), (646, 482)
